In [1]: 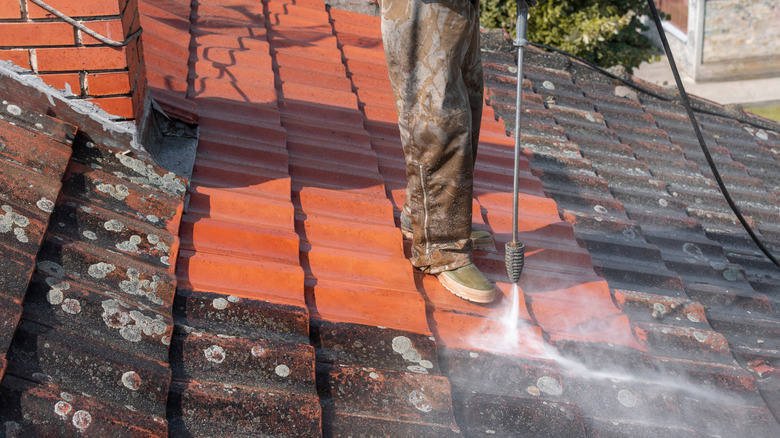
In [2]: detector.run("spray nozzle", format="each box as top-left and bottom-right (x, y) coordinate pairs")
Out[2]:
(505, 241), (525, 283)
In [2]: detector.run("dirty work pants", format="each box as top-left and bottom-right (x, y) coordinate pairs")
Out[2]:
(380, 0), (483, 274)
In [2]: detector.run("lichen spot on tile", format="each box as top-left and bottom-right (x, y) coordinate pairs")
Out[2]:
(122, 371), (141, 391)
(88, 262), (116, 279)
(227, 295), (239, 303)
(116, 235), (142, 253)
(120, 269), (163, 305)
(146, 214), (159, 223)
(212, 297), (228, 310)
(693, 331), (706, 343)
(46, 278), (70, 305)
(723, 267), (743, 282)
(54, 401), (72, 417)
(36, 197), (55, 212)
(407, 365), (428, 374)
(72, 410), (92, 431)
(652, 303), (667, 319)
(408, 390), (432, 412)
(129, 311), (167, 337)
(542, 80), (555, 90)
(683, 242), (708, 262)
(102, 299), (131, 328)
(709, 261), (727, 271)
(115, 152), (186, 197)
(121, 326), (142, 342)
(251, 346), (266, 357)
(13, 227), (27, 243)
(60, 392), (74, 402)
(392, 336), (412, 354)
(469, 352), (478, 358)
(104, 219), (124, 232)
(526, 385), (541, 396)
(419, 360), (433, 369)
(204, 345), (226, 363)
(536, 376), (563, 396)
(593, 205), (608, 214)
(275, 364), (290, 377)
(1, 205), (30, 242)
(6, 104), (21, 116)
(618, 389), (637, 408)
(61, 298), (81, 314)
(97, 183), (130, 201)
(369, 372), (379, 379)
(154, 240), (169, 253)
(755, 129), (769, 140)
(83, 230), (97, 240)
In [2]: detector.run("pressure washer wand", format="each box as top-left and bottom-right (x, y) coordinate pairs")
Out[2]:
(505, 4), (528, 284)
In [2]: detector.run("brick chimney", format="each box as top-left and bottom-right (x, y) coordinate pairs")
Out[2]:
(0, 0), (147, 120)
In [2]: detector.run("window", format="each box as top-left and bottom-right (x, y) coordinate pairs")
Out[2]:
(656, 0), (689, 33)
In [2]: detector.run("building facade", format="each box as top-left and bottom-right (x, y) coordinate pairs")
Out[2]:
(658, 0), (780, 81)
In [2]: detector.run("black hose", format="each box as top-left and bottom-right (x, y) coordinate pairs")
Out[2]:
(645, 0), (778, 267)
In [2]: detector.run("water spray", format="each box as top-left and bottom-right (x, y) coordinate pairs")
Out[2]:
(505, 2), (529, 284)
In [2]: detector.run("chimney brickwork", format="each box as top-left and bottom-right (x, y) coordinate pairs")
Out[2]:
(0, 0), (147, 120)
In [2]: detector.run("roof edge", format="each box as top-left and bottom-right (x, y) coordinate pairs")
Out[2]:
(0, 61), (141, 153)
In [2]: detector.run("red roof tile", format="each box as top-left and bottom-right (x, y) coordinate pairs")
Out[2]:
(138, 0), (197, 123)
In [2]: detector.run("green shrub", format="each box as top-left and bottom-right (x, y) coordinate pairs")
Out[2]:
(480, 0), (661, 73)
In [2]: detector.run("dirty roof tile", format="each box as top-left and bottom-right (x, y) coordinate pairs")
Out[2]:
(0, 59), (186, 434)
(0, 101), (75, 388)
(3, 0), (780, 435)
(485, 38), (780, 432)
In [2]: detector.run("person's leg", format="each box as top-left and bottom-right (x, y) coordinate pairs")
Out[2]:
(381, 0), (496, 303)
(463, 0), (484, 167)
(459, 0), (495, 252)
(381, 0), (476, 274)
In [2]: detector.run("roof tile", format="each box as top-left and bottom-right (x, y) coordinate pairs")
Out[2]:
(0, 101), (74, 386)
(5, 0), (778, 434)
(138, 0), (197, 122)
(0, 61), (186, 434)
(486, 41), (780, 432)
(162, 1), (321, 434)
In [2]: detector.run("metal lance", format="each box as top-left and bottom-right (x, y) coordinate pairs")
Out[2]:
(505, 4), (529, 284)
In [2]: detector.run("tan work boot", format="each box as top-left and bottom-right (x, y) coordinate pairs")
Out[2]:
(437, 263), (498, 303)
(400, 210), (494, 250)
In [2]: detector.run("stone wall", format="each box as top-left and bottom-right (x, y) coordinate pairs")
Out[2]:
(702, 0), (780, 62)
(697, 0), (780, 81)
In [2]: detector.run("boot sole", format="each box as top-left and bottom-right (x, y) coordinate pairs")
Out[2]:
(401, 229), (494, 251)
(437, 272), (497, 304)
